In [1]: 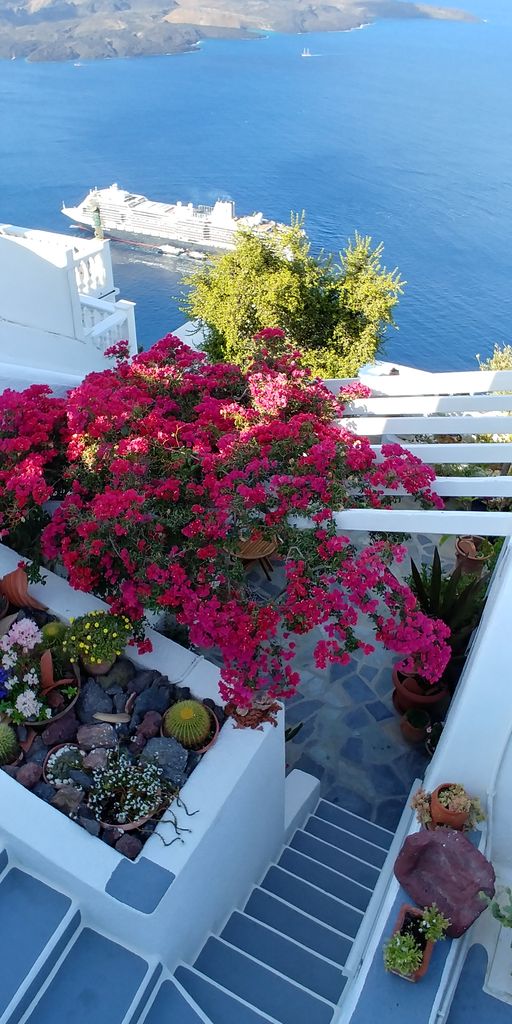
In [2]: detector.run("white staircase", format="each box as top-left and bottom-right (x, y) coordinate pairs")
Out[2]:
(0, 799), (394, 1024)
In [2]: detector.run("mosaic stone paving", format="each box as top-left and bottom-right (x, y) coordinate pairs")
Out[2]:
(251, 532), (455, 832)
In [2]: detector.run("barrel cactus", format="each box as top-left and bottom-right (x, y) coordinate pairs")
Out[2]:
(163, 700), (212, 748)
(0, 723), (19, 766)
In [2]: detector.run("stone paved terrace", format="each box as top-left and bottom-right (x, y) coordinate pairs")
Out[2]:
(248, 531), (455, 832)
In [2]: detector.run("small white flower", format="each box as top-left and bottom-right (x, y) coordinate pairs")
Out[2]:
(15, 689), (42, 718)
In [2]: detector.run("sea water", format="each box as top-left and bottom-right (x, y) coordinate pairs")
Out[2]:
(0, 0), (510, 368)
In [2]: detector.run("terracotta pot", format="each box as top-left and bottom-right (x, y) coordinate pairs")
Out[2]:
(389, 904), (434, 982)
(98, 801), (162, 833)
(81, 658), (115, 677)
(455, 536), (490, 578)
(0, 567), (47, 611)
(400, 710), (430, 745)
(24, 669), (81, 729)
(430, 783), (469, 830)
(43, 743), (83, 788)
(392, 667), (449, 715)
(161, 706), (220, 753)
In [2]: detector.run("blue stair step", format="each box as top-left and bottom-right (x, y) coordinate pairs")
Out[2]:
(221, 911), (346, 1003)
(176, 965), (274, 1024)
(305, 815), (387, 869)
(24, 928), (150, 1024)
(315, 801), (393, 849)
(278, 847), (372, 913)
(244, 888), (352, 967)
(261, 865), (363, 938)
(143, 978), (211, 1023)
(194, 937), (334, 1024)
(290, 830), (380, 888)
(0, 868), (74, 1019)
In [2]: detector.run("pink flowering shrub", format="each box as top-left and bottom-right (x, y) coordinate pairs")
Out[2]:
(18, 332), (449, 709)
(0, 385), (66, 544)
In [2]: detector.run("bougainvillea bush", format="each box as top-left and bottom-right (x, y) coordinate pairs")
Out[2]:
(1, 330), (451, 711)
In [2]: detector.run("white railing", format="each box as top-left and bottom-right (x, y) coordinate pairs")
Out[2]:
(79, 294), (137, 355)
(73, 248), (114, 300)
(326, 364), (512, 532)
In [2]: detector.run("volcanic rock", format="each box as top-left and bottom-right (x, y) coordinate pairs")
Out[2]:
(76, 723), (117, 751)
(394, 829), (495, 937)
(98, 658), (135, 690)
(41, 710), (79, 746)
(138, 711), (162, 739)
(115, 834), (143, 859)
(83, 748), (109, 770)
(51, 785), (83, 817)
(141, 737), (187, 786)
(17, 763), (43, 789)
(76, 680), (113, 724)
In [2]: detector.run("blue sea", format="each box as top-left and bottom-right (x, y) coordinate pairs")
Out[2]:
(0, 0), (510, 369)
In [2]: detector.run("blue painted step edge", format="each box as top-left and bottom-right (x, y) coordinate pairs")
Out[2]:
(194, 936), (335, 1024)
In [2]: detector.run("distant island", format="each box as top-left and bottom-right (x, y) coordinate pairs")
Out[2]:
(0, 0), (480, 63)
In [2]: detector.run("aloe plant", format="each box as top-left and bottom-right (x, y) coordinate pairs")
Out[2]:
(409, 548), (487, 657)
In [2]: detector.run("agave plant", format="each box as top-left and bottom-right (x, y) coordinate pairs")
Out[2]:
(409, 548), (487, 658)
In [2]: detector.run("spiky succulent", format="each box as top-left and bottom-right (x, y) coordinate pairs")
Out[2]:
(163, 700), (212, 748)
(0, 723), (19, 766)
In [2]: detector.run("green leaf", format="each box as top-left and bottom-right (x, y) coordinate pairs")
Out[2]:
(410, 557), (430, 613)
(430, 547), (442, 616)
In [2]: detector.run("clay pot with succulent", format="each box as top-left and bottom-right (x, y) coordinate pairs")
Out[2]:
(43, 744), (86, 788)
(162, 700), (219, 753)
(411, 783), (485, 832)
(383, 903), (450, 982)
(62, 611), (133, 676)
(400, 709), (431, 745)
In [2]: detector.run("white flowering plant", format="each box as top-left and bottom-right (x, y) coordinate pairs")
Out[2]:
(88, 750), (171, 826)
(0, 617), (77, 724)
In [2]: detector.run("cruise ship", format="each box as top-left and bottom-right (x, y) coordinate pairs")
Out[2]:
(62, 183), (283, 252)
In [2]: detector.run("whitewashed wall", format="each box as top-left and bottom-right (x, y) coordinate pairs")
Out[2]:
(425, 537), (512, 877)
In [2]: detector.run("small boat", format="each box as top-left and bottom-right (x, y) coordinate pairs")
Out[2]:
(301, 48), (312, 58)
(160, 244), (184, 257)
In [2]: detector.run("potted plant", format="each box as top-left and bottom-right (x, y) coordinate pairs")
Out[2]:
(88, 750), (169, 831)
(455, 536), (493, 578)
(43, 743), (85, 787)
(383, 903), (450, 981)
(0, 617), (79, 725)
(162, 699), (219, 753)
(400, 709), (431, 744)
(425, 720), (444, 758)
(394, 549), (489, 709)
(489, 888), (512, 962)
(0, 722), (20, 766)
(411, 784), (485, 831)
(62, 611), (132, 676)
(392, 668), (449, 716)
(0, 565), (48, 611)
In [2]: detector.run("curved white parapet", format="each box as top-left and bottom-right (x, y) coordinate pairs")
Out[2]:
(0, 543), (286, 970)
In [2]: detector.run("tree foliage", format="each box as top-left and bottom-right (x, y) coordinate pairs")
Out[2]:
(182, 221), (404, 377)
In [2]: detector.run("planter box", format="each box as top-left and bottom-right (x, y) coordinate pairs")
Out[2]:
(0, 543), (285, 969)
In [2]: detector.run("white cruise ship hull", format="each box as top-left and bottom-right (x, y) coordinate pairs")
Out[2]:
(62, 184), (281, 253)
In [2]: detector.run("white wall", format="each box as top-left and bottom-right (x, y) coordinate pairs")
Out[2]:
(425, 538), (512, 875)
(0, 235), (81, 337)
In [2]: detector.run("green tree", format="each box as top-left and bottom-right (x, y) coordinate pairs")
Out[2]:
(182, 221), (404, 378)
